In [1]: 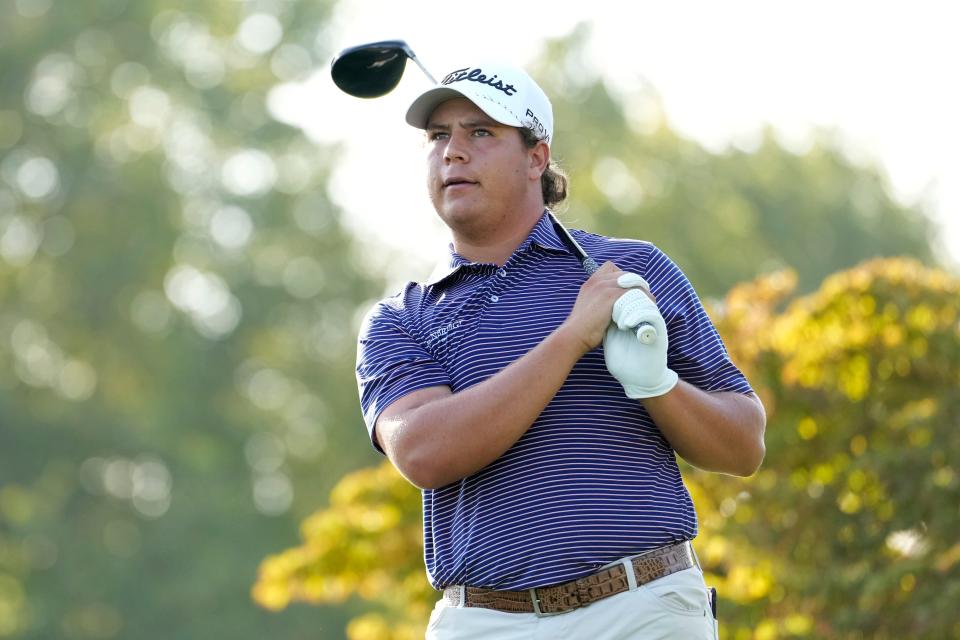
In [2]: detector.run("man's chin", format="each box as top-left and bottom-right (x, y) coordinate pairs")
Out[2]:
(437, 200), (479, 223)
(436, 204), (491, 234)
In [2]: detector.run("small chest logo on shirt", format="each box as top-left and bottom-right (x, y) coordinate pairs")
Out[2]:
(428, 319), (464, 344)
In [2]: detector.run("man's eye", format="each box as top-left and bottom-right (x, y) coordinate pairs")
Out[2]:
(473, 129), (492, 137)
(428, 131), (448, 141)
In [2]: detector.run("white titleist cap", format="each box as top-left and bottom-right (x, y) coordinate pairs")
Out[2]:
(405, 62), (554, 145)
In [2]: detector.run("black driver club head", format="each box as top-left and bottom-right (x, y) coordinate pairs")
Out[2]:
(331, 40), (417, 98)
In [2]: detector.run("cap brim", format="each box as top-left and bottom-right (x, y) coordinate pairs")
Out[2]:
(405, 86), (522, 131)
(405, 87), (465, 129)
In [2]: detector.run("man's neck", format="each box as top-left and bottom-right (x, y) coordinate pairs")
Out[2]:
(450, 207), (545, 266)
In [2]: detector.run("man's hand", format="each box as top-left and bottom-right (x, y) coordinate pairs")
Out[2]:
(560, 262), (644, 355)
(603, 273), (678, 399)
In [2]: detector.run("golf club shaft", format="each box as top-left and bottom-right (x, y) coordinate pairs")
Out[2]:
(548, 212), (598, 274)
(408, 54), (437, 85)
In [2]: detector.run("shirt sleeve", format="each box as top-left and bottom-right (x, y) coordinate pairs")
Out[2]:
(356, 297), (453, 453)
(643, 245), (754, 394)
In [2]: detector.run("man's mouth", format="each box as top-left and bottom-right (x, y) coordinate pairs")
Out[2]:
(443, 178), (477, 189)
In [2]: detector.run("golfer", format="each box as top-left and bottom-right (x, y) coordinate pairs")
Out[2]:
(356, 60), (766, 639)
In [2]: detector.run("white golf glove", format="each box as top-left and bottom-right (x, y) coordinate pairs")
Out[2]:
(603, 273), (679, 399)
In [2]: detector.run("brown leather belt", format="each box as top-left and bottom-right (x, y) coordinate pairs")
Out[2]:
(442, 541), (695, 616)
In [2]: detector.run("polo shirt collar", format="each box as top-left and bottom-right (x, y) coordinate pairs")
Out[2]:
(424, 211), (572, 287)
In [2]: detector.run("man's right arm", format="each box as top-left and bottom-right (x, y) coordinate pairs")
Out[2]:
(374, 261), (629, 490)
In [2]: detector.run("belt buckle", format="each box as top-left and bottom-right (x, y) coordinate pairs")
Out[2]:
(529, 588), (564, 618)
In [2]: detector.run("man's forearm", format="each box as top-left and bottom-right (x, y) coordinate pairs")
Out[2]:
(642, 382), (766, 476)
(385, 323), (589, 489)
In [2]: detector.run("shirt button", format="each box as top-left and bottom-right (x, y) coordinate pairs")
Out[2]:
(498, 269), (507, 278)
(490, 295), (499, 303)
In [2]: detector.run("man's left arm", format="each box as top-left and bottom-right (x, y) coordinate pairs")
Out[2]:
(642, 384), (765, 477)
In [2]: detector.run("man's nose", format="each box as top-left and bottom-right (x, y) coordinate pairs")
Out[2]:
(443, 133), (469, 163)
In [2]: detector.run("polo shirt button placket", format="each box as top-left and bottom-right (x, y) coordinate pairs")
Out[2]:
(489, 268), (506, 303)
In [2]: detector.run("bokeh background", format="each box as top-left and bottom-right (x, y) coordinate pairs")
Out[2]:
(1, 1), (957, 639)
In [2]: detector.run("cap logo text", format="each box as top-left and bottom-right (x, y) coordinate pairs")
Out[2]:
(525, 108), (551, 143)
(442, 67), (517, 97)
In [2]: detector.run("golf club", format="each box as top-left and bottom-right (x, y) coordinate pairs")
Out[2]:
(331, 40), (657, 345)
(331, 40), (436, 98)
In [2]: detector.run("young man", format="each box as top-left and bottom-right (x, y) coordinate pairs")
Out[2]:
(356, 61), (766, 639)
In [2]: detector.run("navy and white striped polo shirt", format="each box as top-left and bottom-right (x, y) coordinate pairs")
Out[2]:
(356, 212), (752, 591)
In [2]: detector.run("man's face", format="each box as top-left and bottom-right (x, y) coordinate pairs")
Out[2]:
(424, 98), (541, 235)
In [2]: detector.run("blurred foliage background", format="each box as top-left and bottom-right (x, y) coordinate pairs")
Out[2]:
(1, 2), (956, 640)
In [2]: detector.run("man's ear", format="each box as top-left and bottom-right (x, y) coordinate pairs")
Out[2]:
(528, 140), (550, 180)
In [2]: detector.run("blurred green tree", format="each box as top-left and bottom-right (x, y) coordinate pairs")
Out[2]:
(537, 24), (935, 298)
(0, 1), (382, 638)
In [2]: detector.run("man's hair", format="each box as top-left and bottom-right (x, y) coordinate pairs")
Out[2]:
(518, 126), (568, 208)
